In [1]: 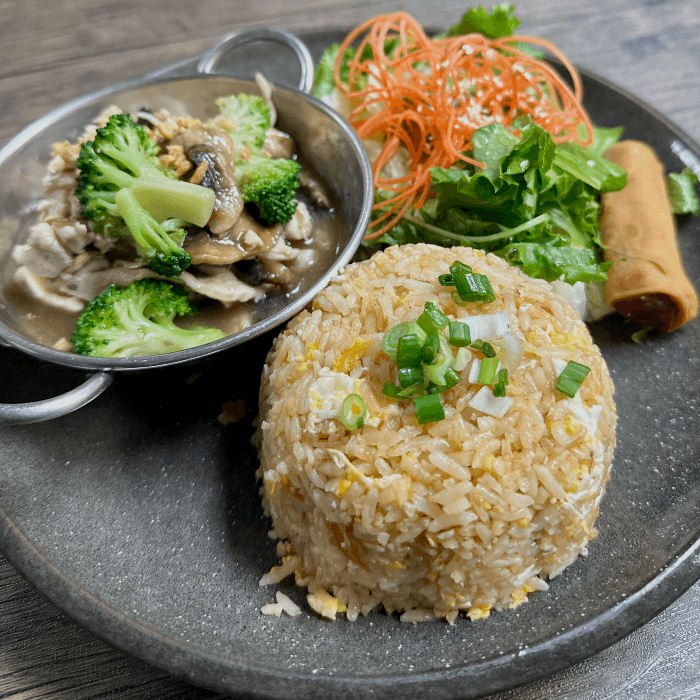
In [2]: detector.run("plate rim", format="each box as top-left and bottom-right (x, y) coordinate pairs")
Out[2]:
(2, 38), (700, 700)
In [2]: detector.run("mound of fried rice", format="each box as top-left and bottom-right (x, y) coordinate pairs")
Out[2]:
(256, 243), (616, 623)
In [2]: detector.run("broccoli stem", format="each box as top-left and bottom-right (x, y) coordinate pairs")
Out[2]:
(131, 179), (214, 227)
(115, 188), (192, 276)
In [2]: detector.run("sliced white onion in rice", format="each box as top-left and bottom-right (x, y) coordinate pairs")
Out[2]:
(468, 358), (481, 384)
(459, 310), (510, 341)
(550, 279), (587, 319)
(468, 385), (514, 418)
(454, 346), (471, 372)
(500, 331), (524, 374)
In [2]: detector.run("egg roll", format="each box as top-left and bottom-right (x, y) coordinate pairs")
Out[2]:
(599, 140), (698, 332)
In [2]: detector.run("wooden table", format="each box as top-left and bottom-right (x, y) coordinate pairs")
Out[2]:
(2, 1), (700, 698)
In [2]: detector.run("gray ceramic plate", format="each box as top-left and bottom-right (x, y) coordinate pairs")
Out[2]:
(1, 31), (700, 700)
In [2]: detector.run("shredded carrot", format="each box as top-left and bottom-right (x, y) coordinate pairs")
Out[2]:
(332, 13), (595, 240)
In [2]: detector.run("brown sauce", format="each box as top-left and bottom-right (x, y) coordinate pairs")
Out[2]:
(4, 168), (342, 353)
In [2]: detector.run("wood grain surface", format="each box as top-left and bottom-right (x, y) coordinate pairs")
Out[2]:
(2, 1), (700, 699)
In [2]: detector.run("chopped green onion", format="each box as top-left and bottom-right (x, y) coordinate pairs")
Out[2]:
(337, 394), (367, 430)
(450, 260), (473, 275)
(398, 365), (424, 387)
(413, 393), (445, 424)
(555, 360), (590, 398)
(421, 333), (441, 364)
(471, 339), (497, 357)
(492, 368), (509, 397)
(443, 261), (495, 304)
(379, 294), (477, 423)
(460, 271), (495, 303)
(382, 382), (400, 399)
(442, 367), (461, 390)
(397, 333), (422, 368)
(417, 301), (450, 334)
(451, 268), (473, 300)
(448, 321), (471, 347)
(425, 353), (454, 385)
(381, 322), (426, 360)
(397, 382), (428, 398)
(477, 356), (499, 385)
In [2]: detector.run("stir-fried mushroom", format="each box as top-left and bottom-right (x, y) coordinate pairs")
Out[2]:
(58, 256), (156, 301)
(184, 210), (288, 265)
(168, 126), (244, 235)
(298, 170), (332, 209)
(261, 128), (295, 160)
(179, 264), (263, 305)
(184, 229), (261, 266)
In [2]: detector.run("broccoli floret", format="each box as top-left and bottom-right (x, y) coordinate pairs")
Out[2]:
(213, 94), (271, 154)
(75, 114), (214, 275)
(73, 178), (125, 237)
(236, 155), (301, 224)
(116, 188), (192, 276)
(210, 94), (302, 224)
(71, 278), (225, 358)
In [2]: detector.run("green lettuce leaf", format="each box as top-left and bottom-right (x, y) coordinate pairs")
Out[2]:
(667, 167), (700, 215)
(312, 44), (357, 98)
(553, 142), (626, 192)
(497, 238), (613, 284)
(444, 3), (520, 39)
(587, 126), (624, 155)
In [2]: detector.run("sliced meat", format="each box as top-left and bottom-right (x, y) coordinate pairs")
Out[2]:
(12, 222), (74, 278)
(258, 235), (299, 263)
(13, 266), (85, 313)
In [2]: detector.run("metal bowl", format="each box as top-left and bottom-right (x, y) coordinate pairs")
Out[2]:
(0, 31), (373, 423)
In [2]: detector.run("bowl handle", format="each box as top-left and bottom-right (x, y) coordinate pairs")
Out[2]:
(0, 371), (113, 425)
(196, 27), (315, 93)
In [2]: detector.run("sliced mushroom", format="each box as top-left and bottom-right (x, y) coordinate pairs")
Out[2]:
(169, 126), (244, 235)
(261, 127), (295, 159)
(298, 169), (332, 209)
(179, 264), (264, 305)
(58, 258), (156, 301)
(184, 229), (263, 266)
(184, 210), (284, 266)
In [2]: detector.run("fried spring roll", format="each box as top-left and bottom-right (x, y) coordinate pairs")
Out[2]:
(599, 140), (698, 332)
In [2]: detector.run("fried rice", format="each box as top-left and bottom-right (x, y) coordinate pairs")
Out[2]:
(255, 243), (616, 623)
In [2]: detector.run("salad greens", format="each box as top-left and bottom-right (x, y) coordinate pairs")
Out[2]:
(312, 5), (699, 290)
(442, 3), (520, 39)
(668, 168), (700, 215)
(367, 120), (625, 285)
